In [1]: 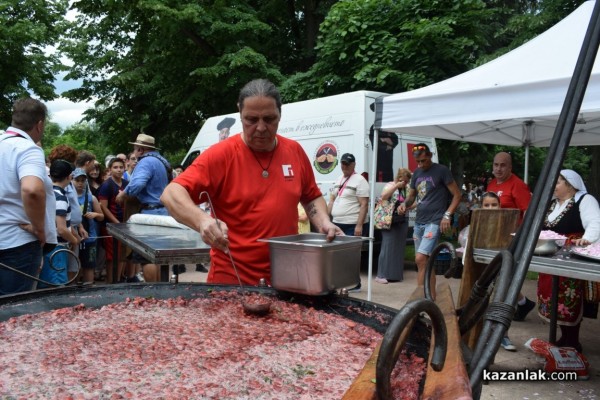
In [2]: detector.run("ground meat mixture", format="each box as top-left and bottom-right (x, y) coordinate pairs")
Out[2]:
(0, 291), (425, 399)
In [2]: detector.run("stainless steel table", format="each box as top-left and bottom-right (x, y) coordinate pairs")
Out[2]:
(106, 223), (211, 282)
(473, 248), (600, 281)
(473, 248), (600, 343)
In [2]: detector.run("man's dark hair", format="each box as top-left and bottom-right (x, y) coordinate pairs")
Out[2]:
(11, 98), (47, 131)
(238, 79), (282, 113)
(108, 157), (125, 169)
(412, 143), (432, 157)
(76, 150), (96, 168)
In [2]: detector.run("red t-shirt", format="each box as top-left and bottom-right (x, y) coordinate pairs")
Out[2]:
(174, 134), (322, 285)
(487, 174), (531, 220)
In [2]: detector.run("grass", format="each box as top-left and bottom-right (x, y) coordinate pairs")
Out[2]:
(405, 244), (415, 262)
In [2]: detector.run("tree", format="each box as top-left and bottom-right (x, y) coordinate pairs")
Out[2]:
(0, 0), (68, 126)
(59, 0), (337, 155)
(281, 0), (497, 101)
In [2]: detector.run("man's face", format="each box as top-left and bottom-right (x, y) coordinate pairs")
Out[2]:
(493, 154), (512, 182)
(110, 161), (125, 178)
(133, 146), (146, 158)
(341, 161), (355, 177)
(413, 152), (433, 171)
(240, 96), (280, 152)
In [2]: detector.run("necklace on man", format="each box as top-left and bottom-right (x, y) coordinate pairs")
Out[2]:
(250, 140), (277, 178)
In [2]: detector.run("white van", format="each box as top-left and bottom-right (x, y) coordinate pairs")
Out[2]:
(182, 91), (438, 201)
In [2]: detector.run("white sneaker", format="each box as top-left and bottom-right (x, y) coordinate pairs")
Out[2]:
(501, 337), (517, 351)
(375, 277), (388, 284)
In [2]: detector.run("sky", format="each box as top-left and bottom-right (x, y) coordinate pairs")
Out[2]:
(44, 7), (92, 130)
(47, 73), (93, 129)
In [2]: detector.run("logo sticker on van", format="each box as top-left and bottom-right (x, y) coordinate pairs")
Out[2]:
(313, 141), (339, 175)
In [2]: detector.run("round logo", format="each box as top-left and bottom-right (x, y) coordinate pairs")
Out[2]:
(313, 142), (339, 175)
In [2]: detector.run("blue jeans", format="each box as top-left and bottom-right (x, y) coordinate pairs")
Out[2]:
(413, 223), (441, 256)
(336, 223), (368, 236)
(38, 244), (69, 288)
(0, 241), (42, 295)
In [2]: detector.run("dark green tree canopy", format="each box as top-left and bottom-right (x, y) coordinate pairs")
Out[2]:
(0, 0), (68, 126)
(281, 0), (497, 101)
(59, 0), (335, 154)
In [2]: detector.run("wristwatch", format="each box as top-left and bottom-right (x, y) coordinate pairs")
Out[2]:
(443, 211), (452, 220)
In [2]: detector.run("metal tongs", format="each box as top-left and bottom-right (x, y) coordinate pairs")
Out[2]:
(201, 191), (272, 316)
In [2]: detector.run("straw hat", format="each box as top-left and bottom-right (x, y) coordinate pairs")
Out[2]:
(128, 133), (157, 149)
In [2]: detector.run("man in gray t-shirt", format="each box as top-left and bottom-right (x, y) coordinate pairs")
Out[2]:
(399, 143), (461, 298)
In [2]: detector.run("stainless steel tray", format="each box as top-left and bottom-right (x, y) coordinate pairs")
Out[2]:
(260, 233), (364, 295)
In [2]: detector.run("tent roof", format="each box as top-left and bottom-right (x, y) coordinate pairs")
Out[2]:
(375, 0), (600, 147)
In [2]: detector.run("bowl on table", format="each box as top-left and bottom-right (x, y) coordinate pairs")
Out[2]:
(534, 238), (560, 255)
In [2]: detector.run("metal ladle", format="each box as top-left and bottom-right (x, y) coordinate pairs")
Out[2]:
(200, 192), (272, 316)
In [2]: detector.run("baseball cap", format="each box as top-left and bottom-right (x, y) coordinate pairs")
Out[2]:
(341, 153), (356, 164)
(72, 168), (87, 179)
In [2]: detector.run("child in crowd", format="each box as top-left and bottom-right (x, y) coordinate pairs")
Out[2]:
(73, 168), (104, 284)
(98, 158), (129, 283)
(39, 160), (81, 288)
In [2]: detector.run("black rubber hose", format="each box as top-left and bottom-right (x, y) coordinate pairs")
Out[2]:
(424, 242), (456, 300)
(469, 250), (519, 392)
(457, 250), (513, 335)
(376, 298), (447, 399)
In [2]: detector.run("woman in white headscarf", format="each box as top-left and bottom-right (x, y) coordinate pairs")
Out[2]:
(537, 169), (600, 353)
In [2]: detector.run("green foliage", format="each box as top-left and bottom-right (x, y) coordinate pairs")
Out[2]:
(281, 0), (496, 101)
(0, 0), (68, 126)
(59, 0), (296, 155)
(477, 0), (586, 64)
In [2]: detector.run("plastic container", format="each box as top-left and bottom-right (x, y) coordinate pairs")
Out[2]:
(434, 250), (453, 276)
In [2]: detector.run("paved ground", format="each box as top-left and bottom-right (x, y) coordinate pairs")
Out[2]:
(177, 263), (600, 399)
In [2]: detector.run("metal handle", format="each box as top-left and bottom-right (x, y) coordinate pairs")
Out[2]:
(200, 191), (244, 292)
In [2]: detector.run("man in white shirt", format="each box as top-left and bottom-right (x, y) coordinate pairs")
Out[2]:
(328, 153), (370, 236)
(0, 98), (57, 295)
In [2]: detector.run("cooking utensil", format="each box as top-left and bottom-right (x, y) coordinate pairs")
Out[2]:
(260, 233), (364, 295)
(534, 238), (559, 255)
(200, 191), (271, 316)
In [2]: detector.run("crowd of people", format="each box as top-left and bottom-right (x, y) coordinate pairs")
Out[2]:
(2, 80), (599, 361)
(0, 98), (186, 294)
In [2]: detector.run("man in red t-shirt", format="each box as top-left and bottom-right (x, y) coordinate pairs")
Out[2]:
(487, 152), (531, 221)
(487, 151), (536, 350)
(161, 79), (341, 285)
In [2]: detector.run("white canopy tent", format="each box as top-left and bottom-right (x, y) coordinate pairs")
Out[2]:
(374, 0), (600, 181)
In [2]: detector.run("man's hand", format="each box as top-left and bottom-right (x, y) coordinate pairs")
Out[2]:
(200, 218), (230, 253)
(354, 225), (363, 237)
(320, 221), (344, 241)
(115, 191), (126, 206)
(20, 223), (46, 247)
(440, 217), (452, 233)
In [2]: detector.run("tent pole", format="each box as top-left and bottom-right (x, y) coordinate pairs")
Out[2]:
(367, 127), (380, 301)
(524, 144), (530, 184)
